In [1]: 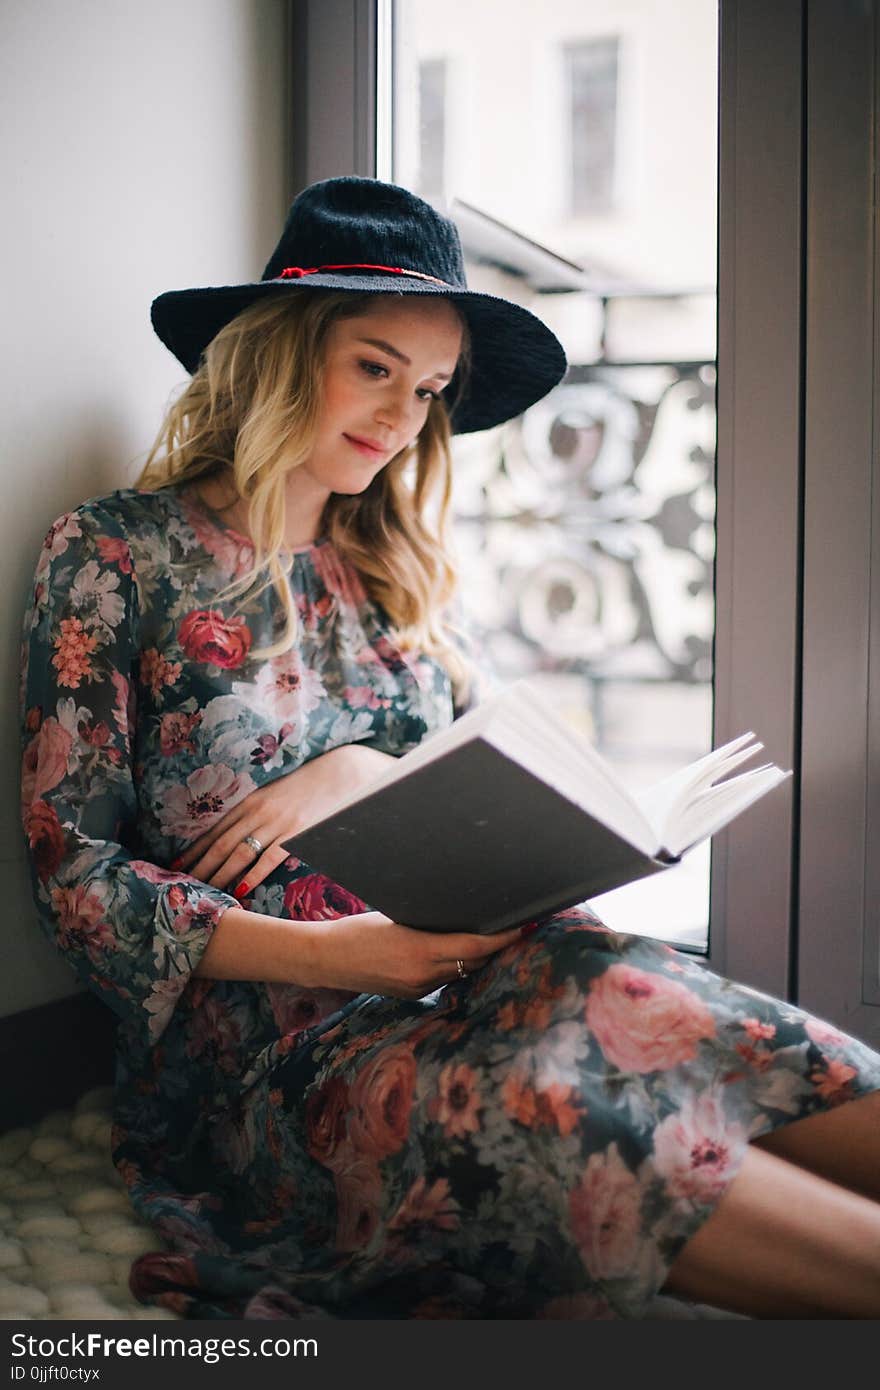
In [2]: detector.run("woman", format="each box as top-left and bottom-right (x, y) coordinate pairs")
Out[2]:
(20, 176), (880, 1321)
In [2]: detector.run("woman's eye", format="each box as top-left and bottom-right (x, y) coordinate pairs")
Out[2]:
(359, 360), (439, 402)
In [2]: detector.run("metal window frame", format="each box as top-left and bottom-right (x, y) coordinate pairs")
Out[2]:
(710, 0), (806, 994)
(287, 0), (380, 195)
(797, 0), (879, 1044)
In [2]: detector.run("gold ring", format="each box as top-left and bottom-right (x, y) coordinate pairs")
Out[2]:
(455, 958), (467, 980)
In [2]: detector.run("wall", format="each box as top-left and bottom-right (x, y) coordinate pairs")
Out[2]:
(1, 0), (288, 1018)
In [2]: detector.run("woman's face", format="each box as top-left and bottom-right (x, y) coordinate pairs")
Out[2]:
(301, 296), (464, 494)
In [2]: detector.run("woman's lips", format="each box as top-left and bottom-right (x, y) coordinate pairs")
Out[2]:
(344, 433), (387, 458)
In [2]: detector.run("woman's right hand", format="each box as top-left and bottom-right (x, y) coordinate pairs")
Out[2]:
(305, 912), (523, 998)
(176, 743), (399, 892)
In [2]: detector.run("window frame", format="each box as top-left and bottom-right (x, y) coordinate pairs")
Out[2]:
(710, 0), (805, 994)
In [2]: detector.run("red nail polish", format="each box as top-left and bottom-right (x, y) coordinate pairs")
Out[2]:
(233, 882), (250, 901)
(170, 857), (184, 871)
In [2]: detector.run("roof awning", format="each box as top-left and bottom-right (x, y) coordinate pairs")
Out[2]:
(447, 196), (712, 300)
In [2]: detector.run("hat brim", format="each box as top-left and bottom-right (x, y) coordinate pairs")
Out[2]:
(150, 276), (567, 435)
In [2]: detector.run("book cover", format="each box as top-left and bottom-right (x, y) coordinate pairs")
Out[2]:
(284, 737), (679, 935)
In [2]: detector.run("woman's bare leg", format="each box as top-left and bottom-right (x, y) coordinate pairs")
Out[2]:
(661, 1141), (880, 1318)
(751, 1090), (880, 1201)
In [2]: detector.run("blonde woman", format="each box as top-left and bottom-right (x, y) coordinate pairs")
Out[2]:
(20, 177), (880, 1321)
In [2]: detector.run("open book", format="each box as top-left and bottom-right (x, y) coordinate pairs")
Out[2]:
(283, 680), (791, 934)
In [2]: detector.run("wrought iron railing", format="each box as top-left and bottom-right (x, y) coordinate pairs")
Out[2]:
(450, 360), (717, 748)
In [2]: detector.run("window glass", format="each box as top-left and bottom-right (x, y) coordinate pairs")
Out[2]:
(392, 0), (718, 952)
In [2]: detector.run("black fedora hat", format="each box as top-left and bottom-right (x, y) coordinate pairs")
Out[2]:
(150, 176), (568, 435)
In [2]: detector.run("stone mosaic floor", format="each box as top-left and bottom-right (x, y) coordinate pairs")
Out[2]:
(0, 1087), (741, 1321)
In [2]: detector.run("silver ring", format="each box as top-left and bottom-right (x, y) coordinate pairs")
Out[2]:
(455, 958), (467, 980)
(242, 835), (264, 856)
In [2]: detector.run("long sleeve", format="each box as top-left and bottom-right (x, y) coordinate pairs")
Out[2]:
(19, 502), (238, 1050)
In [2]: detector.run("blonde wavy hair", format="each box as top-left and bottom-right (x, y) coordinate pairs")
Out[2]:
(137, 290), (476, 707)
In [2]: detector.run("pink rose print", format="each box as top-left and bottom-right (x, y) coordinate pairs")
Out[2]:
(388, 1176), (461, 1232)
(49, 884), (116, 962)
(140, 648), (183, 699)
(347, 1044), (417, 1161)
(178, 609), (252, 669)
(51, 617), (98, 688)
(23, 800), (66, 881)
(21, 715), (72, 812)
(585, 963), (716, 1073)
(651, 1090), (747, 1205)
(332, 1155), (382, 1252)
(159, 764), (256, 837)
(569, 1143), (644, 1279)
(305, 1076), (351, 1168)
(283, 874), (368, 920)
(159, 710), (202, 757)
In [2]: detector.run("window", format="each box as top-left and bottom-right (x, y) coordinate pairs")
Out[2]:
(566, 36), (620, 215)
(417, 58), (447, 199)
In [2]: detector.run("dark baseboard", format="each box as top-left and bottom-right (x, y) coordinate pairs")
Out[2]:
(0, 992), (116, 1133)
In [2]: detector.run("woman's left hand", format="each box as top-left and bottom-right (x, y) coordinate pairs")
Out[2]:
(175, 744), (398, 894)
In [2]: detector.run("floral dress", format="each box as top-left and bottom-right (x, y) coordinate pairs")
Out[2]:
(20, 484), (880, 1321)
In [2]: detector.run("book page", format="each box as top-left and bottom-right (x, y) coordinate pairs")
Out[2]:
(662, 765), (792, 856)
(636, 733), (763, 840)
